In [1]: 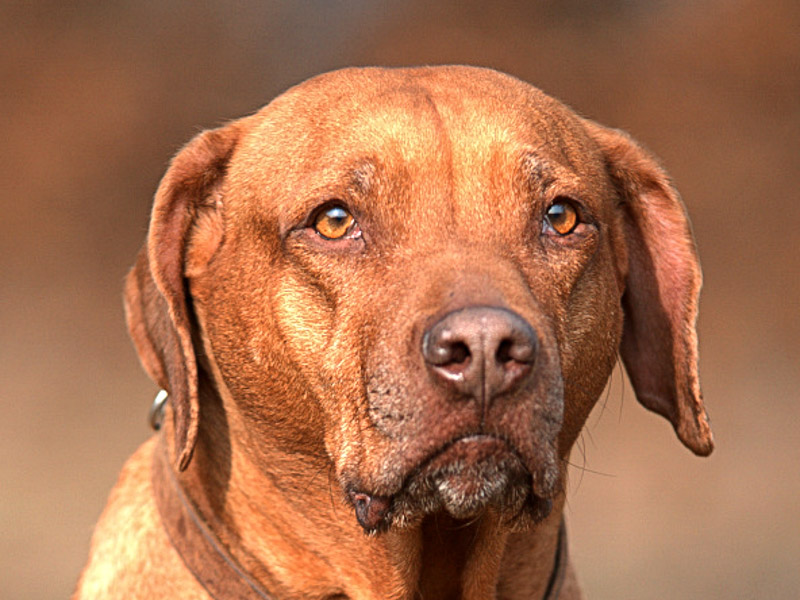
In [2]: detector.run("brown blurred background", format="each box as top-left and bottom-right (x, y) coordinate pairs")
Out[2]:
(2, 1), (798, 598)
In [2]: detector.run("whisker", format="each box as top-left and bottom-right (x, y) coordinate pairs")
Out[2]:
(562, 458), (616, 478)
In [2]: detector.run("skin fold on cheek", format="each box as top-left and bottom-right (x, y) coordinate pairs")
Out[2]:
(272, 271), (377, 466)
(273, 273), (336, 368)
(555, 265), (623, 450)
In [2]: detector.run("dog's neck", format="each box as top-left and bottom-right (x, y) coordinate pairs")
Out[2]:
(170, 387), (565, 600)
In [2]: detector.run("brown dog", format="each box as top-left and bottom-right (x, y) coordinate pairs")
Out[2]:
(74, 66), (713, 599)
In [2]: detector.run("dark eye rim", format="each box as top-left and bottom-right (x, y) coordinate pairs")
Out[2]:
(543, 197), (582, 236)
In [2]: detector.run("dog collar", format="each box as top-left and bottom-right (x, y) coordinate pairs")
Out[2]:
(151, 420), (567, 599)
(542, 517), (568, 599)
(152, 433), (274, 599)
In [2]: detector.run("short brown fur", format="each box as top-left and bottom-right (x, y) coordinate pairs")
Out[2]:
(75, 66), (712, 600)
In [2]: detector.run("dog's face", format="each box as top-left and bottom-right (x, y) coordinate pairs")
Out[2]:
(126, 67), (713, 533)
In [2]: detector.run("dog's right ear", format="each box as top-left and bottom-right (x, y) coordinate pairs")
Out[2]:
(124, 123), (241, 471)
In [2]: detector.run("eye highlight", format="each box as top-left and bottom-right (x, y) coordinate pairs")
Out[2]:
(544, 200), (579, 236)
(313, 205), (359, 240)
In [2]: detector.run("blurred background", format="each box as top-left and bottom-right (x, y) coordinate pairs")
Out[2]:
(2, 1), (798, 598)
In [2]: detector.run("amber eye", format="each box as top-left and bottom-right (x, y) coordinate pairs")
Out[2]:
(545, 200), (579, 235)
(313, 205), (357, 240)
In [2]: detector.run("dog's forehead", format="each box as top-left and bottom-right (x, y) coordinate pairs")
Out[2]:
(230, 67), (607, 225)
(247, 67), (591, 163)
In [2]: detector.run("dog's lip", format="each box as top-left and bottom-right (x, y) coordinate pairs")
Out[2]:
(347, 433), (552, 532)
(350, 433), (523, 499)
(406, 433), (525, 480)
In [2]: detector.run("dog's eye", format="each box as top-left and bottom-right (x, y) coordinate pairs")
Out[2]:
(544, 200), (579, 235)
(313, 205), (358, 240)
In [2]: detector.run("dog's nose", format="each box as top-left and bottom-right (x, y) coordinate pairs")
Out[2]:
(422, 306), (537, 400)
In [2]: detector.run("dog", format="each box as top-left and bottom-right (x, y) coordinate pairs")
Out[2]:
(74, 66), (713, 599)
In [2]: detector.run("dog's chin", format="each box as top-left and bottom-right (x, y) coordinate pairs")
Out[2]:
(387, 436), (551, 529)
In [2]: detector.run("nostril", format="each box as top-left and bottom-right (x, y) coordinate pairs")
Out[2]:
(497, 335), (537, 366)
(422, 327), (474, 384)
(423, 330), (472, 367)
(496, 339), (514, 364)
(449, 341), (470, 365)
(425, 339), (472, 379)
(496, 335), (536, 364)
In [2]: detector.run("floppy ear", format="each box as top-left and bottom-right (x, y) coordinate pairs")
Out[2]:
(585, 121), (714, 456)
(124, 123), (240, 471)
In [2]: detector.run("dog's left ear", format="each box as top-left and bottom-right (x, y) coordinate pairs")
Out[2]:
(124, 123), (241, 470)
(585, 120), (714, 456)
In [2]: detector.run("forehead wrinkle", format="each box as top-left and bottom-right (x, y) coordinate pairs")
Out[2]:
(439, 108), (531, 237)
(376, 85), (454, 179)
(414, 88), (455, 225)
(352, 86), (457, 234)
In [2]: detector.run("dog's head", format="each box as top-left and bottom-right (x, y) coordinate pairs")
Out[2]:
(125, 66), (713, 533)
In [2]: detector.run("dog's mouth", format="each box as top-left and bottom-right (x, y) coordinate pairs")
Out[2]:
(348, 434), (557, 533)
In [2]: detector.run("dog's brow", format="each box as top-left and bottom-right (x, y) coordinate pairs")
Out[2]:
(350, 161), (377, 194)
(520, 153), (557, 193)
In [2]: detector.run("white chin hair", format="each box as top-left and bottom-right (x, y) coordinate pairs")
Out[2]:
(436, 467), (513, 518)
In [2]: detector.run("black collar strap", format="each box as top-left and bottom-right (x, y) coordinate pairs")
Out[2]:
(543, 518), (568, 599)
